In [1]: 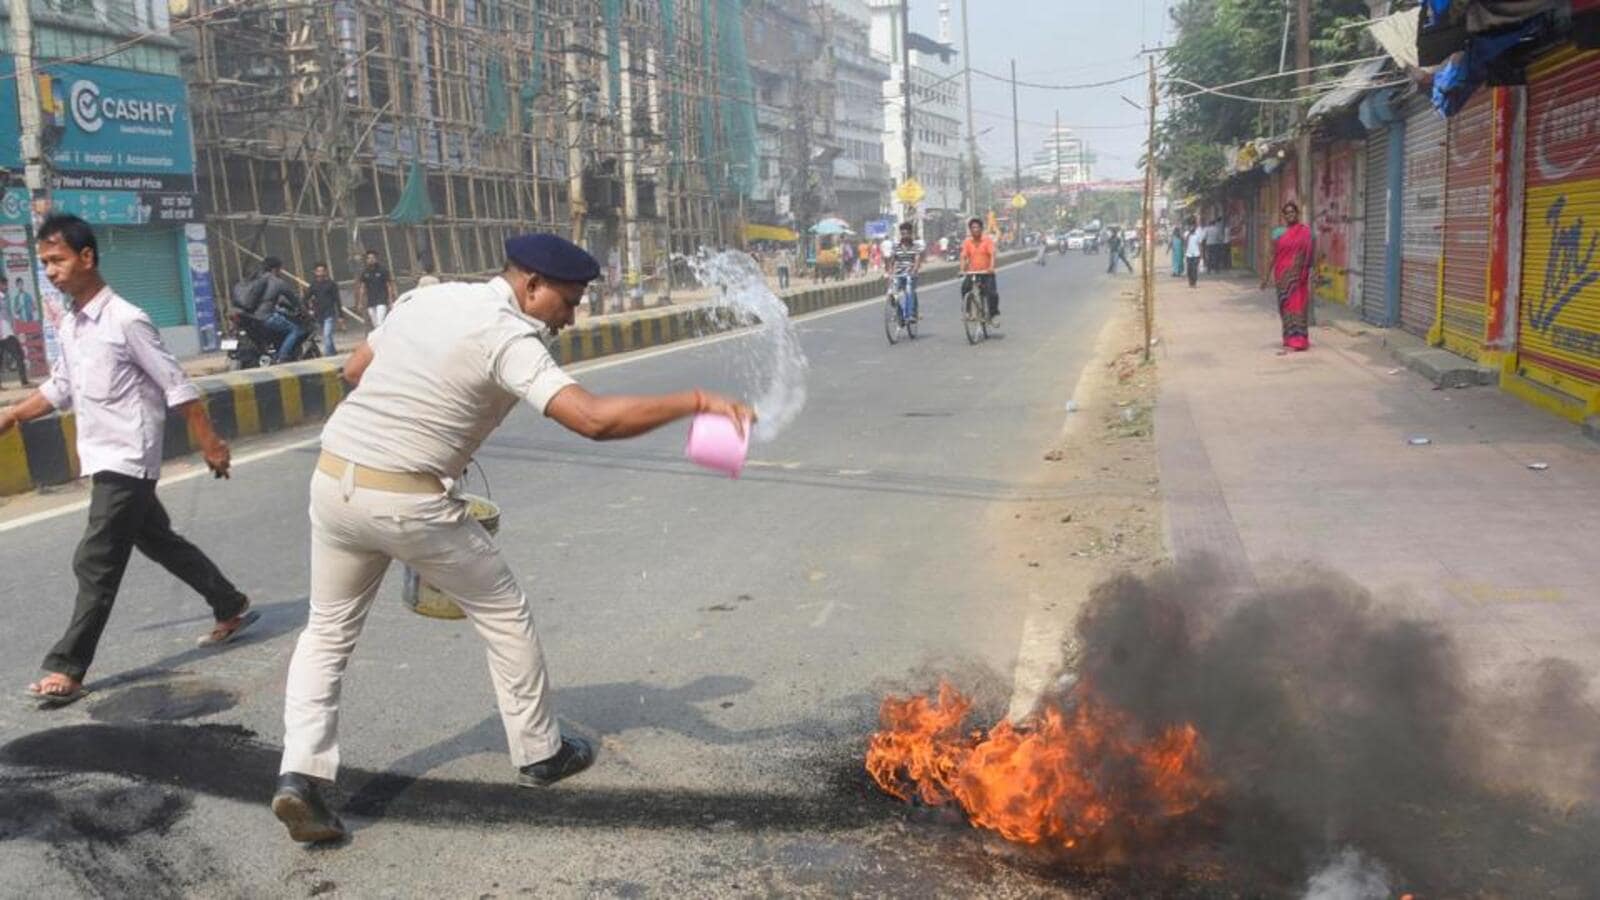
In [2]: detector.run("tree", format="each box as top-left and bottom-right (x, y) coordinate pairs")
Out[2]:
(1158, 0), (1369, 199)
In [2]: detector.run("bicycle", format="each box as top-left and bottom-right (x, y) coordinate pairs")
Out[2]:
(884, 276), (918, 345)
(961, 275), (992, 345)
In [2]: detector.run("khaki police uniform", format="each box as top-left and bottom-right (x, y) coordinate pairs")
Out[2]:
(280, 276), (575, 780)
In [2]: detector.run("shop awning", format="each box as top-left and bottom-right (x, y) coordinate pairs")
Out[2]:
(743, 223), (799, 242)
(1308, 59), (1393, 120)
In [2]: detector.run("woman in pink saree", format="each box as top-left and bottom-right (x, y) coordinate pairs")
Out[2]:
(1272, 202), (1312, 352)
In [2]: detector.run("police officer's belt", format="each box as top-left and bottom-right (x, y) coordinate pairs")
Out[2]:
(317, 451), (444, 494)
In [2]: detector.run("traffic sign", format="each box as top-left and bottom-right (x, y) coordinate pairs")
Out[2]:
(895, 178), (925, 205)
(1010, 193), (1028, 209)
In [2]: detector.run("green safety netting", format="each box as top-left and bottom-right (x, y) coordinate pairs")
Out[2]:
(485, 57), (510, 135)
(716, 0), (757, 198)
(519, 14), (544, 117)
(604, 0), (623, 111)
(660, 0), (681, 166)
(389, 160), (434, 224)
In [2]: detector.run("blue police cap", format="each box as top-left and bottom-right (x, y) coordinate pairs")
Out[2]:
(504, 233), (601, 283)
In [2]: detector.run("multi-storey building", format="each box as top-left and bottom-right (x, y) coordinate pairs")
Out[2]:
(176, 0), (751, 312)
(1029, 125), (1091, 186)
(866, 0), (965, 225)
(824, 0), (891, 228)
(743, 0), (835, 235)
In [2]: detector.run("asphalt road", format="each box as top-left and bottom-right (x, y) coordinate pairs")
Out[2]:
(0, 250), (1131, 898)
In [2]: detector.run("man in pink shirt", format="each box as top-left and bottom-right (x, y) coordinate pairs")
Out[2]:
(0, 214), (257, 707)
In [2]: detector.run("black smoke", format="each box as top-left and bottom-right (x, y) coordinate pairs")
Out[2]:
(1063, 560), (1600, 895)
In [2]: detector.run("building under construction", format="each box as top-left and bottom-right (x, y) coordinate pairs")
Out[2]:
(175, 0), (760, 306)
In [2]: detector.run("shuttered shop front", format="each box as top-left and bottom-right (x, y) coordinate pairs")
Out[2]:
(98, 227), (187, 329)
(1518, 48), (1600, 411)
(1440, 90), (1494, 360)
(1400, 99), (1446, 338)
(1362, 128), (1391, 325)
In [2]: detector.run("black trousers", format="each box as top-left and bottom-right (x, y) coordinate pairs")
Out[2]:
(44, 472), (247, 680)
(0, 335), (26, 387)
(1187, 257), (1200, 287)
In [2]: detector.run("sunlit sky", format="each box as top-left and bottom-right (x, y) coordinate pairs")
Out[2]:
(905, 0), (1175, 183)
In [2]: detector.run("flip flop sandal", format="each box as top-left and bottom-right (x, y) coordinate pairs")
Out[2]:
(198, 609), (261, 647)
(25, 683), (89, 709)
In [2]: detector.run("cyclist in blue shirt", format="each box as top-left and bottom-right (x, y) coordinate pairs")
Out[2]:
(884, 222), (925, 323)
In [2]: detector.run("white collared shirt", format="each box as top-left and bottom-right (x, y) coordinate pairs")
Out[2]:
(319, 276), (576, 479)
(38, 286), (201, 479)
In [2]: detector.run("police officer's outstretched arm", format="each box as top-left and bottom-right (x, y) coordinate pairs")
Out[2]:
(545, 383), (753, 442)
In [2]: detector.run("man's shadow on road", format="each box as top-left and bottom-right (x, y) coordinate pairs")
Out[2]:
(343, 674), (810, 821)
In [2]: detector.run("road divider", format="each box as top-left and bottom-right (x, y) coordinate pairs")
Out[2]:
(0, 250), (1030, 496)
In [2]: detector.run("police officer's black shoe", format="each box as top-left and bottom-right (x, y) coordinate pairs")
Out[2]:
(517, 736), (596, 787)
(272, 772), (348, 843)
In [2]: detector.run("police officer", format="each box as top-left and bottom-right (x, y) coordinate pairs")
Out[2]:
(271, 234), (754, 843)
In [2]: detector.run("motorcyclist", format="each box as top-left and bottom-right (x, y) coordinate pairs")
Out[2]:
(249, 258), (308, 363)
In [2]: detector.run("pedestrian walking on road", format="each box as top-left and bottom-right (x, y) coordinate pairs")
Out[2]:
(1208, 217), (1228, 271)
(1185, 219), (1204, 288)
(0, 214), (256, 709)
(1106, 228), (1134, 274)
(1267, 202), (1313, 353)
(1170, 225), (1186, 278)
(356, 250), (396, 326)
(776, 246), (792, 289)
(306, 263), (342, 356)
(270, 232), (754, 844)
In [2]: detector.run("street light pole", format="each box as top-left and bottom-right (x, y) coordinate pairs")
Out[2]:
(1010, 58), (1022, 197)
(901, 0), (915, 223)
(960, 0), (979, 215)
(1143, 55), (1156, 363)
(9, 0), (48, 227)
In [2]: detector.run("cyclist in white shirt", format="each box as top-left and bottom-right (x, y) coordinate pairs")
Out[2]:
(884, 222), (925, 323)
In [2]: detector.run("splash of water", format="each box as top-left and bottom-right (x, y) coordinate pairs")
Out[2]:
(1303, 848), (1391, 900)
(686, 250), (809, 443)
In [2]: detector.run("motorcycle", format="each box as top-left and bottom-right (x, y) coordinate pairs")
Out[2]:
(223, 310), (321, 370)
(1083, 236), (1101, 254)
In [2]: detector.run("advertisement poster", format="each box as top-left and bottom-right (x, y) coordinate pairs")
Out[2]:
(0, 225), (46, 379)
(186, 224), (220, 352)
(34, 259), (66, 367)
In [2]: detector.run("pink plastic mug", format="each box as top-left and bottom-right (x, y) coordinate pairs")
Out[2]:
(685, 412), (750, 478)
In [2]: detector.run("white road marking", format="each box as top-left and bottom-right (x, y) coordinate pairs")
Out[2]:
(0, 258), (1034, 533)
(800, 597), (854, 628)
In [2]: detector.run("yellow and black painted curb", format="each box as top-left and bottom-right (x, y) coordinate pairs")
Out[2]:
(0, 251), (1028, 497)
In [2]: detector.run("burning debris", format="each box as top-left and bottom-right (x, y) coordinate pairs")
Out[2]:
(866, 682), (1209, 855)
(866, 562), (1600, 895)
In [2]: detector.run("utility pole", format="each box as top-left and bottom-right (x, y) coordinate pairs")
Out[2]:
(1295, 0), (1313, 323)
(1054, 109), (1063, 221)
(564, 23), (586, 246)
(900, 0), (915, 223)
(960, 0), (979, 215)
(1010, 58), (1022, 196)
(1142, 55), (1156, 363)
(10, 0), (48, 228)
(621, 39), (643, 310)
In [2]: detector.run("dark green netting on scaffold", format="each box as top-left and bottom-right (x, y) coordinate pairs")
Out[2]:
(389, 160), (435, 225)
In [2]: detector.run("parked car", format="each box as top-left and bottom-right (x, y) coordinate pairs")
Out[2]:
(1065, 229), (1087, 250)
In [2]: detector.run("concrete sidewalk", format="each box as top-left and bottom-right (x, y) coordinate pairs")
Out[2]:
(1155, 274), (1600, 690)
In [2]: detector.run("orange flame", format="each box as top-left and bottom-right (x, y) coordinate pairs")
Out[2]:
(866, 681), (1212, 851)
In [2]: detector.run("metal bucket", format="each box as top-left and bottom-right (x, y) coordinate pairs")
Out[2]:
(401, 494), (501, 620)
